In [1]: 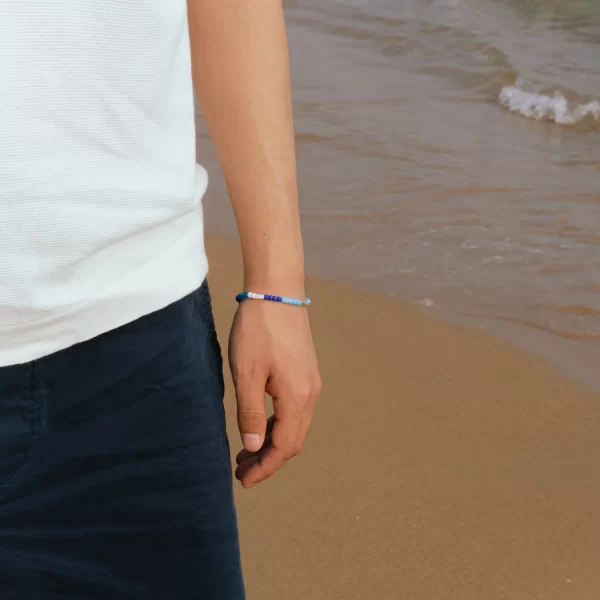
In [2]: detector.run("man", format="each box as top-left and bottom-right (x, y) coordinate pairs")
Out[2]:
(0, 0), (321, 597)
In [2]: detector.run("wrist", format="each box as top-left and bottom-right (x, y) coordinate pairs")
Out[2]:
(243, 271), (306, 299)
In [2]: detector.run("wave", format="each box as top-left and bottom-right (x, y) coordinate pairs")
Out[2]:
(498, 81), (600, 125)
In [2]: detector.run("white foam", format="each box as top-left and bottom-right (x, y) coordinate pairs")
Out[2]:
(498, 86), (600, 125)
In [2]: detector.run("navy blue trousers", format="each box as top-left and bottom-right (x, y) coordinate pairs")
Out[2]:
(0, 283), (246, 599)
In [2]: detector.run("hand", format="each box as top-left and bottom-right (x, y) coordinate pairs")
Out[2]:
(229, 299), (321, 488)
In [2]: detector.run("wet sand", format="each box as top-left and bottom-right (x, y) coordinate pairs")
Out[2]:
(207, 233), (600, 600)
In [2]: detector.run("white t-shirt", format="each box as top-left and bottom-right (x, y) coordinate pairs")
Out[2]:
(0, 1), (208, 366)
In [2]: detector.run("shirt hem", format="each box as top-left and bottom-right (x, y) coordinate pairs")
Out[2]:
(0, 226), (209, 367)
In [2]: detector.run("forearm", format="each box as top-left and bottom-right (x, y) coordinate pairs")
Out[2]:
(188, 0), (305, 296)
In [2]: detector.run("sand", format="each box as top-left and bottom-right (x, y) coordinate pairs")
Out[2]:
(206, 233), (600, 600)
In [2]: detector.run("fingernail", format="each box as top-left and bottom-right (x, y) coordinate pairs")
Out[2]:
(243, 433), (262, 452)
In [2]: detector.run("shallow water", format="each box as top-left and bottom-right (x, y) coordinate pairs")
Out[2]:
(199, 0), (600, 389)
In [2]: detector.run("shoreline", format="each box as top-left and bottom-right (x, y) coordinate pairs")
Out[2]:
(206, 233), (600, 600)
(196, 127), (600, 395)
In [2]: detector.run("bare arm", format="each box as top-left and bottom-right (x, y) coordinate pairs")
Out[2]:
(188, 0), (304, 297)
(188, 0), (321, 488)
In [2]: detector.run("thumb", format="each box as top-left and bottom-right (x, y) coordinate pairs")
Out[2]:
(235, 369), (268, 453)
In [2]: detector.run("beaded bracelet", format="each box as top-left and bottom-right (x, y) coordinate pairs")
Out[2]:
(236, 292), (311, 307)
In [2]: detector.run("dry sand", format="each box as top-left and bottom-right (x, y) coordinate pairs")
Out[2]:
(206, 233), (600, 600)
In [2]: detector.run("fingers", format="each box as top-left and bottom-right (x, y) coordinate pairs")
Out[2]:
(270, 399), (305, 460)
(235, 446), (286, 488)
(236, 375), (322, 488)
(235, 417), (300, 488)
(236, 416), (275, 465)
(299, 377), (320, 443)
(235, 455), (261, 482)
(270, 376), (320, 460)
(236, 388), (313, 488)
(297, 393), (317, 450)
(234, 367), (268, 453)
(236, 378), (322, 488)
